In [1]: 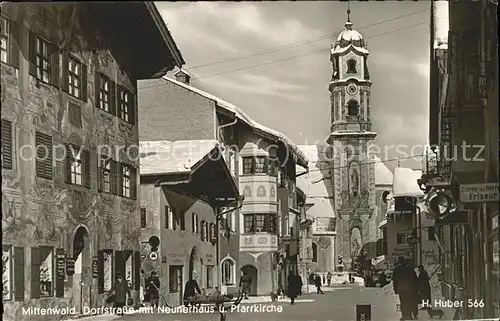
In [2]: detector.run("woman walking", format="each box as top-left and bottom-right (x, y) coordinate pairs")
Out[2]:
(109, 275), (131, 316)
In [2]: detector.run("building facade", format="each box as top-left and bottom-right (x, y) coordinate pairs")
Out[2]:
(1, 3), (183, 320)
(139, 140), (239, 307)
(424, 0), (499, 318)
(138, 72), (308, 296)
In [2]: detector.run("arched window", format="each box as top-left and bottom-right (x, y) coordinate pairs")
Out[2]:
(221, 258), (235, 285)
(347, 100), (359, 116)
(312, 243), (318, 263)
(347, 59), (357, 74)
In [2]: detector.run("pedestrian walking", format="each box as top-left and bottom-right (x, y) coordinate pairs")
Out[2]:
(327, 271), (332, 286)
(146, 271), (160, 308)
(287, 273), (302, 305)
(314, 274), (324, 294)
(392, 257), (418, 320)
(183, 271), (202, 307)
(417, 265), (431, 308)
(108, 275), (131, 316)
(297, 273), (303, 295)
(239, 271), (252, 299)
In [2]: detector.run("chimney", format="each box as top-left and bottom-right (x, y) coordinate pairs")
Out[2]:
(174, 69), (191, 85)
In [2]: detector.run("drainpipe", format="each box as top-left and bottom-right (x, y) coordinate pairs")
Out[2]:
(215, 197), (244, 292)
(217, 118), (238, 141)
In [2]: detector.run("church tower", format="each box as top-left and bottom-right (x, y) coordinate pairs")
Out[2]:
(327, 8), (378, 269)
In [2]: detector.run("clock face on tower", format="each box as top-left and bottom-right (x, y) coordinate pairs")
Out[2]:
(346, 83), (358, 96)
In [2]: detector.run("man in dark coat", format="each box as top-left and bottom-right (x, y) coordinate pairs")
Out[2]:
(239, 271), (252, 299)
(109, 275), (131, 316)
(287, 273), (302, 305)
(392, 257), (418, 320)
(417, 265), (431, 306)
(314, 274), (324, 294)
(146, 271), (160, 308)
(183, 272), (202, 307)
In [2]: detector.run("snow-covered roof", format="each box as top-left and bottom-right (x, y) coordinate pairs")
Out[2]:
(393, 167), (424, 197)
(163, 76), (308, 168)
(332, 21), (368, 54)
(374, 156), (393, 186)
(139, 140), (220, 175)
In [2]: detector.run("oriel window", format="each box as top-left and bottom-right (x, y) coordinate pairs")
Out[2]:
(242, 157), (253, 174)
(254, 157), (267, 174)
(243, 214), (254, 233)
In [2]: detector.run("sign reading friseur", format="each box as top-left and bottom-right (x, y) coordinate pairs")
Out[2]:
(459, 183), (499, 203)
(313, 217), (336, 235)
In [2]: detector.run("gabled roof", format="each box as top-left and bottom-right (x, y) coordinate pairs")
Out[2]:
(163, 77), (308, 168)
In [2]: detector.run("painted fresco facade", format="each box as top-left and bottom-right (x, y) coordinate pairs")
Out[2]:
(1, 3), (182, 320)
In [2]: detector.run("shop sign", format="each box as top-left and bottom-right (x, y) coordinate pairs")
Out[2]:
(56, 249), (66, 280)
(459, 183), (499, 203)
(314, 217), (336, 235)
(92, 257), (99, 278)
(167, 252), (184, 263)
(66, 258), (75, 275)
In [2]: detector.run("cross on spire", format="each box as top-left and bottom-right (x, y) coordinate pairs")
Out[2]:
(347, 0), (351, 22)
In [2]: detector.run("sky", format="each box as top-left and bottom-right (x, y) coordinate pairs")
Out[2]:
(156, 1), (432, 171)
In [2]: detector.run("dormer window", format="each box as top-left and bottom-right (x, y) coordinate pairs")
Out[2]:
(347, 59), (357, 74)
(347, 100), (359, 116)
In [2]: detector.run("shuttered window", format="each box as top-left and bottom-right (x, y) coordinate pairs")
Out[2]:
(1, 118), (13, 169)
(82, 149), (91, 188)
(35, 132), (52, 179)
(110, 160), (118, 195)
(13, 247), (24, 301)
(140, 207), (146, 228)
(60, 52), (87, 101)
(96, 73), (112, 113)
(2, 245), (13, 301)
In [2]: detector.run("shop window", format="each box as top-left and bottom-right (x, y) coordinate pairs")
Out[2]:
(2, 245), (12, 301)
(206, 265), (214, 288)
(222, 259), (235, 285)
(97, 249), (113, 293)
(169, 266), (182, 292)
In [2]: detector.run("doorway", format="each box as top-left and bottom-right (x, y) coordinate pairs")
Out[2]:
(188, 247), (200, 282)
(73, 226), (91, 313)
(240, 265), (258, 296)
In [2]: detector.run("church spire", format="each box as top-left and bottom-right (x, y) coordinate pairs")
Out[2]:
(345, 0), (353, 30)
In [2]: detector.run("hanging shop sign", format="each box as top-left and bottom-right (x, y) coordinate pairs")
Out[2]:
(459, 183), (499, 203)
(92, 257), (99, 278)
(66, 258), (75, 275)
(56, 249), (66, 280)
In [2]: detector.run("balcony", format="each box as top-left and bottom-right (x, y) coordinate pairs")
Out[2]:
(240, 234), (278, 252)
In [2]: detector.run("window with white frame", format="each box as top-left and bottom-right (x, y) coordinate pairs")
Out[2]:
(0, 17), (8, 64)
(98, 74), (110, 112)
(99, 156), (111, 193)
(119, 87), (130, 122)
(35, 36), (50, 83)
(68, 55), (82, 98)
(121, 164), (131, 198)
(39, 247), (53, 296)
(221, 259), (235, 285)
(70, 145), (82, 185)
(2, 245), (12, 301)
